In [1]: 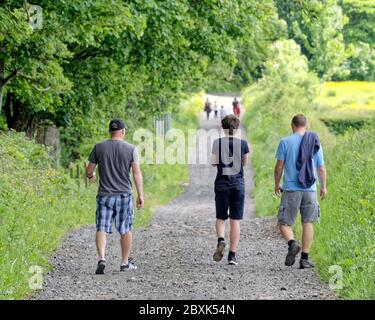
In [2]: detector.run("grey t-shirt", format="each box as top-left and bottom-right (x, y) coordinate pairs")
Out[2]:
(88, 139), (138, 196)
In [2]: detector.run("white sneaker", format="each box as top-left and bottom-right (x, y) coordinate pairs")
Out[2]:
(120, 262), (137, 271)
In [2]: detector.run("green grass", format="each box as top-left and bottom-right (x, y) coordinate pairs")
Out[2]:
(134, 163), (188, 228)
(316, 81), (375, 135)
(0, 93), (201, 300)
(0, 131), (96, 299)
(313, 125), (375, 299)
(242, 81), (375, 299)
(316, 81), (375, 120)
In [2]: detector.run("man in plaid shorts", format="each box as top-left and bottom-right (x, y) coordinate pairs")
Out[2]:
(86, 119), (144, 274)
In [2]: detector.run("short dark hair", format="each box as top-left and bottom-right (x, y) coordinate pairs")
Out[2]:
(222, 114), (240, 135)
(292, 114), (307, 128)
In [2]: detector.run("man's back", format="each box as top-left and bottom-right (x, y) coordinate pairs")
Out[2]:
(274, 115), (327, 269)
(276, 133), (324, 191)
(89, 140), (137, 196)
(212, 137), (249, 190)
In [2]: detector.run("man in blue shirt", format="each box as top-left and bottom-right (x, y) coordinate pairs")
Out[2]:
(274, 114), (327, 269)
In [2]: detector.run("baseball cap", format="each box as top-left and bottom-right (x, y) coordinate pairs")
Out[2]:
(109, 119), (126, 131)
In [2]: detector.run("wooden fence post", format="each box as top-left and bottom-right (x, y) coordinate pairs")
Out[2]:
(84, 162), (88, 188)
(76, 163), (80, 189)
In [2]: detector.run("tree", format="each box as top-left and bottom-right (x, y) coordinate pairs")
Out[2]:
(338, 0), (375, 80)
(275, 0), (348, 80)
(1, 0), (279, 163)
(260, 39), (319, 104)
(0, 1), (72, 131)
(233, 15), (288, 85)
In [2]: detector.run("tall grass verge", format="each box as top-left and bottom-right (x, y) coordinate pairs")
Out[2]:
(242, 39), (374, 299)
(0, 93), (201, 299)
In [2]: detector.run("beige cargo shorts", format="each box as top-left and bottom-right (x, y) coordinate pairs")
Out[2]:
(278, 191), (320, 225)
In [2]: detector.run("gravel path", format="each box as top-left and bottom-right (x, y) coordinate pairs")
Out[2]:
(35, 96), (335, 300)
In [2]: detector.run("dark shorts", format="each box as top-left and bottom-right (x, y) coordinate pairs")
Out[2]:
(278, 191), (320, 225)
(96, 193), (134, 235)
(215, 188), (245, 220)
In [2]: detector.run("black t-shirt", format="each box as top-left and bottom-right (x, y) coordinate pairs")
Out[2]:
(212, 137), (249, 191)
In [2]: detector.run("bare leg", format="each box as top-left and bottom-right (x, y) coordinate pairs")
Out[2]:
(229, 219), (240, 252)
(280, 224), (294, 242)
(121, 231), (132, 265)
(302, 223), (314, 253)
(215, 219), (225, 239)
(213, 219), (226, 262)
(96, 231), (107, 260)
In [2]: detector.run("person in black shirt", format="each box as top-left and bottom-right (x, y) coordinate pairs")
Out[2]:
(211, 115), (249, 265)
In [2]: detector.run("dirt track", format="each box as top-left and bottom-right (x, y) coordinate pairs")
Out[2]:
(34, 95), (335, 300)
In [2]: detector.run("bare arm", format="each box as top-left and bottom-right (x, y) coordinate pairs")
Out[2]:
(242, 153), (249, 166)
(274, 160), (284, 197)
(86, 162), (97, 181)
(132, 161), (144, 209)
(211, 153), (218, 167)
(317, 165), (327, 199)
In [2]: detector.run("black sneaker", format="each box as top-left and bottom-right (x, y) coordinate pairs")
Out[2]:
(120, 261), (137, 271)
(299, 259), (315, 269)
(95, 260), (106, 274)
(285, 241), (301, 266)
(228, 255), (238, 265)
(213, 240), (226, 262)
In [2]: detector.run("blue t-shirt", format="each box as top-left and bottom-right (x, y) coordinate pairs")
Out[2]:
(212, 137), (250, 191)
(275, 133), (324, 191)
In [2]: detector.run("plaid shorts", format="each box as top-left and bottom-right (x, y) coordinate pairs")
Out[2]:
(96, 194), (134, 235)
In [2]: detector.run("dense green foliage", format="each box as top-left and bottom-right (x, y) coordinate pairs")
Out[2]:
(1, 1), (373, 163)
(242, 39), (374, 299)
(313, 124), (375, 299)
(0, 94), (201, 299)
(0, 130), (95, 299)
(275, 0), (348, 80)
(340, 0), (375, 44)
(0, 0), (281, 163)
(275, 0), (375, 81)
(339, 0), (375, 80)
